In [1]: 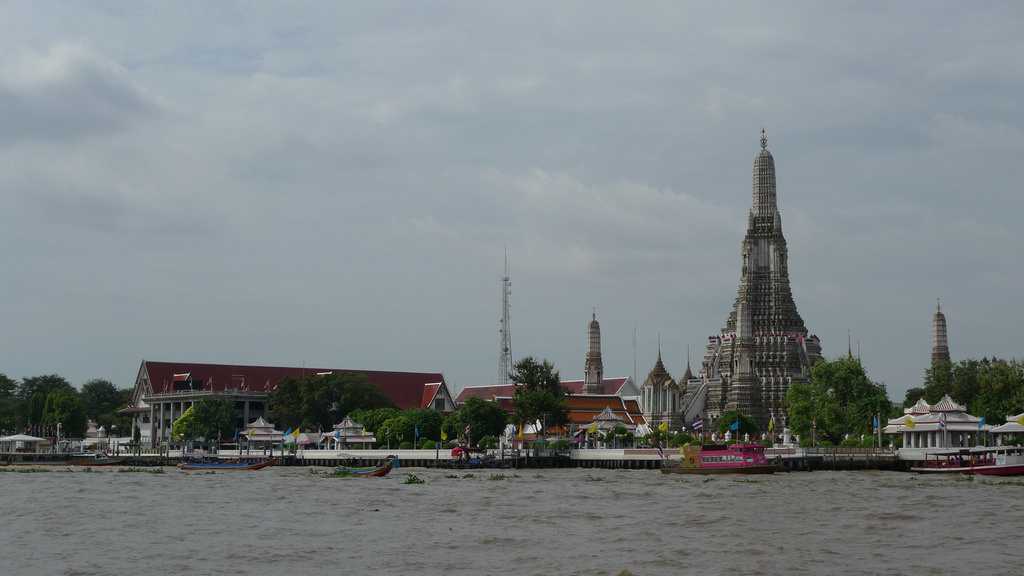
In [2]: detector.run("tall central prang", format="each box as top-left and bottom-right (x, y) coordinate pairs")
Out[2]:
(699, 130), (822, 429)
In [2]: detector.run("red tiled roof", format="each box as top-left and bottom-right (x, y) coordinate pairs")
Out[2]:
(455, 377), (631, 404)
(141, 361), (446, 410)
(421, 383), (441, 408)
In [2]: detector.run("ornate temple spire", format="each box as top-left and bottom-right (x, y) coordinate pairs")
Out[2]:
(584, 308), (604, 394)
(932, 299), (950, 365)
(752, 128), (777, 218)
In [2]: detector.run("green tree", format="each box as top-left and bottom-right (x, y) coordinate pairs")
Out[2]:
(348, 407), (401, 434)
(923, 360), (954, 403)
(716, 410), (760, 437)
(511, 357), (567, 434)
(378, 414), (412, 446)
(80, 379), (121, 420)
(18, 375), (74, 430)
(786, 357), (890, 445)
(172, 406), (199, 441)
(268, 373), (394, 431)
(0, 373), (19, 433)
(902, 387), (926, 408)
(192, 398), (236, 441)
(80, 379), (132, 433)
(41, 390), (88, 438)
(443, 397), (507, 446)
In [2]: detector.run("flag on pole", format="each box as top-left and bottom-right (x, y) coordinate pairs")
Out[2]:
(587, 422), (598, 435)
(414, 424), (420, 442)
(692, 418), (704, 431)
(1016, 415), (1024, 426)
(729, 419), (741, 432)
(768, 418), (776, 433)
(872, 415), (879, 431)
(978, 417), (986, 430)
(283, 427), (293, 437)
(658, 422), (669, 433)
(441, 430), (448, 441)
(904, 416), (915, 429)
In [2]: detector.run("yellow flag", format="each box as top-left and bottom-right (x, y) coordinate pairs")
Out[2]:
(658, 422), (669, 433)
(292, 428), (301, 439)
(441, 430), (448, 441)
(517, 425), (525, 440)
(904, 416), (915, 429)
(1017, 415), (1024, 426)
(587, 422), (598, 434)
(768, 418), (775, 432)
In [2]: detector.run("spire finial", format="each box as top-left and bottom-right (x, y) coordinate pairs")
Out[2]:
(847, 329), (853, 359)
(936, 297), (941, 313)
(760, 128), (767, 150)
(592, 306), (596, 321)
(657, 333), (662, 360)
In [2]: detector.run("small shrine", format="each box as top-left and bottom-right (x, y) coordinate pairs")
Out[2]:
(883, 395), (990, 449)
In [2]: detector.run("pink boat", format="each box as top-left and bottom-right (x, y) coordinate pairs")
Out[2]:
(662, 443), (781, 475)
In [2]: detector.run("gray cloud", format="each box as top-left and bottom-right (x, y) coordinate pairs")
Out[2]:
(0, 43), (158, 145)
(0, 3), (1021, 401)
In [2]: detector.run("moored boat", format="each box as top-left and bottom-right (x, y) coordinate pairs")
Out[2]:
(67, 453), (127, 466)
(661, 443), (780, 475)
(910, 447), (1024, 476)
(335, 456), (395, 477)
(178, 457), (277, 471)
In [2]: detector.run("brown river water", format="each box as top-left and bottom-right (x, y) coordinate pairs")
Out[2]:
(1, 466), (1022, 576)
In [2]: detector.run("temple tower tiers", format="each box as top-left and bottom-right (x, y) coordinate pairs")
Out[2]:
(700, 130), (822, 429)
(583, 311), (604, 394)
(932, 300), (950, 365)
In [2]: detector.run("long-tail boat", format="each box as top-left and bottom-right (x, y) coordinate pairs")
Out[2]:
(178, 457), (277, 471)
(67, 453), (128, 466)
(334, 456), (395, 477)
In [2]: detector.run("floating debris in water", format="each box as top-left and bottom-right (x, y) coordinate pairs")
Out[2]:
(461, 473), (475, 479)
(488, 473), (507, 481)
(403, 474), (425, 484)
(117, 467), (164, 474)
(444, 474), (460, 479)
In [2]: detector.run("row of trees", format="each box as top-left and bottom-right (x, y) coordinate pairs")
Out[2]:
(267, 372), (394, 431)
(0, 373), (130, 438)
(907, 358), (1024, 423)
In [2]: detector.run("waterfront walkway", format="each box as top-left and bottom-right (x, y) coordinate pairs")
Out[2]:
(1, 446), (904, 470)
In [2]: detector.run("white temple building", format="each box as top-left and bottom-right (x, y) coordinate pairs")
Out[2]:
(991, 413), (1024, 445)
(884, 395), (991, 449)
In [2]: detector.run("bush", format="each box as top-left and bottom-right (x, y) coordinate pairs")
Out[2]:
(419, 438), (438, 449)
(550, 439), (570, 451)
(477, 435), (498, 450)
(399, 441), (414, 449)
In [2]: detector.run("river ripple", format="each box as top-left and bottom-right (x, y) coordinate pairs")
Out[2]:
(1, 467), (1022, 575)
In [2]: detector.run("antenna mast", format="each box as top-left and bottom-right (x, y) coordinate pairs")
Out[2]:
(498, 250), (513, 385)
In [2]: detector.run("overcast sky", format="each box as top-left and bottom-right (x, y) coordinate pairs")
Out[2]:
(1, 2), (1021, 400)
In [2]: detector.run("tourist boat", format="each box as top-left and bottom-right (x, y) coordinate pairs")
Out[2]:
(910, 447), (1024, 476)
(67, 453), (127, 466)
(335, 456), (395, 477)
(661, 443), (780, 475)
(178, 457), (277, 471)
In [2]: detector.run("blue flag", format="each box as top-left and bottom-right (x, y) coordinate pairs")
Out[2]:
(283, 427), (292, 437)
(729, 419), (740, 432)
(978, 417), (986, 430)
(414, 424), (420, 441)
(872, 415), (879, 430)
